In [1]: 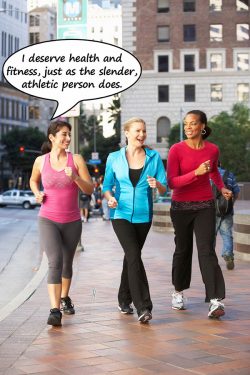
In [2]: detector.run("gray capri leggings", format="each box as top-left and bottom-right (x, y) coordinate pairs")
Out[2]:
(39, 217), (82, 284)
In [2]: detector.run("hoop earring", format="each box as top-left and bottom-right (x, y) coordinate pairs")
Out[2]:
(201, 129), (206, 135)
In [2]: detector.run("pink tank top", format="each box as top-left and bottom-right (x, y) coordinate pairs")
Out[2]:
(39, 152), (81, 223)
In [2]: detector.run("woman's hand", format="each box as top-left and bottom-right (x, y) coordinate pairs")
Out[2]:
(107, 197), (118, 208)
(221, 187), (232, 200)
(147, 176), (159, 188)
(64, 167), (78, 181)
(35, 191), (45, 204)
(195, 160), (211, 176)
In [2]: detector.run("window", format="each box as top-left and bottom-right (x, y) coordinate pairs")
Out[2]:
(158, 55), (169, 72)
(1, 31), (7, 57)
(184, 85), (195, 101)
(183, 25), (196, 42)
(209, 0), (222, 11)
(183, 0), (195, 12)
(236, 0), (249, 11)
(158, 0), (169, 12)
(211, 84), (222, 101)
(237, 83), (249, 101)
(184, 54), (195, 71)
(210, 25), (223, 41)
(157, 117), (171, 143)
(237, 24), (249, 41)
(237, 53), (249, 70)
(29, 106), (40, 119)
(210, 53), (222, 70)
(29, 15), (35, 26)
(158, 85), (169, 102)
(29, 32), (40, 44)
(157, 26), (170, 42)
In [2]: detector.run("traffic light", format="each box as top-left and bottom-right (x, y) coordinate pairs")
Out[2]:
(94, 167), (99, 175)
(19, 146), (25, 156)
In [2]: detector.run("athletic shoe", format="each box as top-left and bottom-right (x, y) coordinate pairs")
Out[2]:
(223, 255), (234, 270)
(61, 296), (75, 315)
(118, 303), (134, 314)
(138, 310), (152, 323)
(172, 291), (185, 310)
(208, 299), (225, 318)
(47, 308), (62, 326)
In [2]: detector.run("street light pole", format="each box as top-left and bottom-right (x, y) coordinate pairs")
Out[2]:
(180, 107), (184, 141)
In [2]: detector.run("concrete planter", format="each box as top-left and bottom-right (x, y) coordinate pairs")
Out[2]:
(234, 210), (250, 262)
(152, 202), (173, 232)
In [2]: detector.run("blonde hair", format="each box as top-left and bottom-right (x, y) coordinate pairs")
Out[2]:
(123, 117), (146, 132)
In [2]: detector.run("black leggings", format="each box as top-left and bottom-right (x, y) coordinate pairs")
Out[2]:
(112, 219), (152, 315)
(39, 217), (82, 284)
(170, 207), (225, 302)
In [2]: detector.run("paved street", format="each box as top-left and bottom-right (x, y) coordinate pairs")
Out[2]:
(0, 203), (250, 374)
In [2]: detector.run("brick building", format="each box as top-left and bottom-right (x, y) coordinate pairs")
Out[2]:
(122, 0), (250, 159)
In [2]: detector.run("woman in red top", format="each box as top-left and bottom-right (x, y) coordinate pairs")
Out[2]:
(167, 110), (232, 318)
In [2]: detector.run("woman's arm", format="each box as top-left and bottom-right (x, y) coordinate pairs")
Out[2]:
(69, 154), (94, 195)
(29, 156), (45, 204)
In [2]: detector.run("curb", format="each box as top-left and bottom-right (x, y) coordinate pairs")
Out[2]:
(0, 252), (48, 322)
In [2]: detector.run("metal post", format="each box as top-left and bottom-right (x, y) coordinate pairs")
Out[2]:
(93, 108), (96, 153)
(68, 116), (84, 252)
(180, 107), (184, 141)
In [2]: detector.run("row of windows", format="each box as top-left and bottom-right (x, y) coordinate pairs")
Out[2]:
(158, 24), (249, 43)
(1, 1), (27, 22)
(1, 32), (19, 57)
(158, 83), (250, 103)
(0, 98), (28, 121)
(157, 0), (249, 13)
(29, 15), (56, 27)
(29, 32), (54, 45)
(158, 52), (250, 72)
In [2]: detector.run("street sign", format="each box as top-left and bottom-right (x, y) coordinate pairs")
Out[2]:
(88, 159), (101, 164)
(57, 0), (88, 39)
(91, 152), (99, 159)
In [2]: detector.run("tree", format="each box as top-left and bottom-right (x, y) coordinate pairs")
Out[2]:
(209, 104), (250, 181)
(168, 124), (182, 148)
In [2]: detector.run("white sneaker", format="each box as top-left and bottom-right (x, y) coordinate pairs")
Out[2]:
(172, 291), (185, 310)
(208, 299), (225, 318)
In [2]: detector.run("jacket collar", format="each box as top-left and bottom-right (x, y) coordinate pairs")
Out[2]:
(121, 146), (155, 158)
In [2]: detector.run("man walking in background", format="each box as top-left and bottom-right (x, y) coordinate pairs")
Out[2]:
(216, 162), (240, 270)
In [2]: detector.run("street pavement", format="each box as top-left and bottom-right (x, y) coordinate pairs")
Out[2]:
(0, 202), (250, 375)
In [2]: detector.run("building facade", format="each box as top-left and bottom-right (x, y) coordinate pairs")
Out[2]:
(84, 1), (122, 137)
(121, 0), (250, 159)
(28, 6), (57, 133)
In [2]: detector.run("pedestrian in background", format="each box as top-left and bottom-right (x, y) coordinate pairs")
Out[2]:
(103, 117), (167, 323)
(79, 192), (91, 222)
(30, 120), (93, 327)
(167, 110), (232, 318)
(215, 161), (240, 270)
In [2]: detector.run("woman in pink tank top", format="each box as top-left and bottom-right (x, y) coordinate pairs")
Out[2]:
(30, 120), (93, 327)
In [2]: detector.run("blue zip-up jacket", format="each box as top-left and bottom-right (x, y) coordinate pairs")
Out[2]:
(102, 147), (167, 223)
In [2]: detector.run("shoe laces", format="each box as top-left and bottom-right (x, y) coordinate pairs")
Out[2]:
(210, 298), (224, 308)
(172, 291), (184, 302)
(61, 296), (74, 308)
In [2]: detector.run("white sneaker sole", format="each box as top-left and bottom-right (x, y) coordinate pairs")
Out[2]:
(172, 305), (185, 310)
(138, 312), (152, 323)
(208, 307), (225, 318)
(118, 306), (134, 314)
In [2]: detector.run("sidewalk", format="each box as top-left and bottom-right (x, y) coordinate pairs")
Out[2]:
(1, 204), (250, 375)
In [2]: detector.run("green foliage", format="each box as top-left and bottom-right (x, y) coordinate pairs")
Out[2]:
(209, 104), (250, 181)
(168, 124), (182, 147)
(2, 127), (46, 172)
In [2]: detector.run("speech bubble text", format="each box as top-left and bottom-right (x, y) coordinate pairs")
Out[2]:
(3, 40), (142, 119)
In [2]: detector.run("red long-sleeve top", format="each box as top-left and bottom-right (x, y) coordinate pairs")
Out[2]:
(167, 141), (224, 202)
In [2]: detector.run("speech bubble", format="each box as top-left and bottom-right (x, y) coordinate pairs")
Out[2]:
(2, 39), (142, 119)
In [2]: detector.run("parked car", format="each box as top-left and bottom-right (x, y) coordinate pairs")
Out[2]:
(0, 189), (38, 209)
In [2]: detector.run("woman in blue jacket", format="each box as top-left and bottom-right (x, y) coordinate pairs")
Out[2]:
(103, 117), (167, 323)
